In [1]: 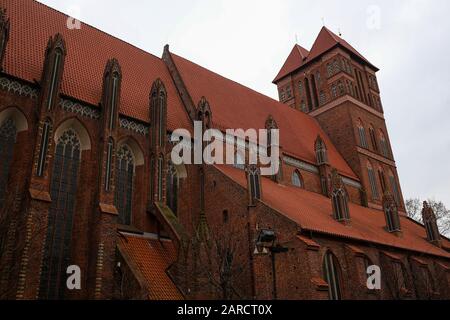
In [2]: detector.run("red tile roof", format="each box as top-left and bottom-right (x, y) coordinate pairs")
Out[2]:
(170, 52), (358, 179)
(2, 0), (191, 131)
(273, 44), (309, 83)
(118, 233), (183, 300)
(215, 165), (450, 259)
(274, 27), (378, 83)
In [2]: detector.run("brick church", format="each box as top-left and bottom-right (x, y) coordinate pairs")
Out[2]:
(0, 0), (449, 300)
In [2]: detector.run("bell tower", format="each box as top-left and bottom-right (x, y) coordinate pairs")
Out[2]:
(274, 27), (405, 211)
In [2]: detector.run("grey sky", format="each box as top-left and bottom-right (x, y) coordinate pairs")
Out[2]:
(37, 0), (450, 206)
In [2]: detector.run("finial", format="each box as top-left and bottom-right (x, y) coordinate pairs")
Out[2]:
(295, 33), (298, 44)
(338, 28), (342, 37)
(321, 17), (325, 26)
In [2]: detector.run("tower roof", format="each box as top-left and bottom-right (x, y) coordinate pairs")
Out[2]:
(273, 44), (309, 83)
(274, 27), (378, 83)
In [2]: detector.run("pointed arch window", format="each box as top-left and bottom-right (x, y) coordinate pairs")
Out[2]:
(315, 137), (328, 165)
(151, 92), (158, 147)
(166, 161), (178, 215)
(158, 91), (166, 147)
(40, 129), (81, 300)
(378, 169), (387, 193)
(367, 163), (379, 199)
(248, 166), (261, 204)
(323, 251), (342, 300)
(292, 170), (304, 188)
(379, 130), (389, 158)
(369, 126), (378, 152)
(47, 49), (62, 111)
(115, 145), (135, 225)
(0, 118), (17, 209)
(383, 194), (401, 233)
(109, 73), (119, 130)
(332, 187), (350, 222)
(37, 119), (52, 177)
(357, 120), (368, 148)
(388, 171), (400, 205)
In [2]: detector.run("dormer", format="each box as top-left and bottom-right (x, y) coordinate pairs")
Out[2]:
(422, 201), (442, 247)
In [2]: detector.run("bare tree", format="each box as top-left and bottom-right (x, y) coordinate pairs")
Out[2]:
(406, 198), (450, 237)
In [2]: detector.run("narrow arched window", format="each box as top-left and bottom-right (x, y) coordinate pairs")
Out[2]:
(47, 49), (62, 111)
(105, 137), (114, 192)
(357, 120), (368, 148)
(115, 145), (135, 225)
(378, 169), (387, 193)
(332, 188), (350, 221)
(158, 92), (166, 147)
(315, 137), (328, 165)
(379, 130), (389, 158)
(166, 161), (179, 215)
(388, 171), (400, 205)
(151, 92), (158, 147)
(157, 155), (164, 202)
(109, 73), (119, 130)
(0, 118), (17, 209)
(369, 126), (378, 152)
(383, 195), (401, 232)
(323, 251), (342, 300)
(367, 163), (379, 199)
(292, 170), (304, 188)
(40, 129), (81, 300)
(37, 118), (52, 177)
(248, 166), (261, 203)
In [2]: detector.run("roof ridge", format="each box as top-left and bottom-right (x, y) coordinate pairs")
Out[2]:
(32, 0), (162, 61)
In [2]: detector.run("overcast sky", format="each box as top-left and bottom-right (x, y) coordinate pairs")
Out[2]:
(37, 0), (450, 206)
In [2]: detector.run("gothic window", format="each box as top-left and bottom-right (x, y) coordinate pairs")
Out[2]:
(378, 169), (387, 193)
(367, 163), (379, 199)
(151, 92), (158, 147)
(389, 172), (400, 205)
(292, 170), (304, 188)
(0, 118), (17, 209)
(105, 138), (114, 192)
(316, 71), (321, 85)
(319, 91), (326, 106)
(357, 120), (368, 148)
(331, 84), (337, 98)
(47, 49), (62, 111)
(332, 187), (350, 221)
(333, 59), (340, 73)
(315, 137), (328, 165)
(327, 63), (333, 77)
(40, 129), (81, 300)
(109, 73), (119, 130)
(298, 81), (303, 96)
(157, 155), (164, 202)
(383, 194), (401, 232)
(369, 126), (378, 152)
(331, 170), (350, 221)
(166, 161), (178, 215)
(379, 131), (389, 158)
(115, 145), (134, 225)
(158, 91), (166, 147)
(286, 85), (292, 99)
(338, 81), (345, 95)
(425, 220), (437, 242)
(37, 118), (52, 177)
(323, 251), (342, 300)
(248, 166), (261, 204)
